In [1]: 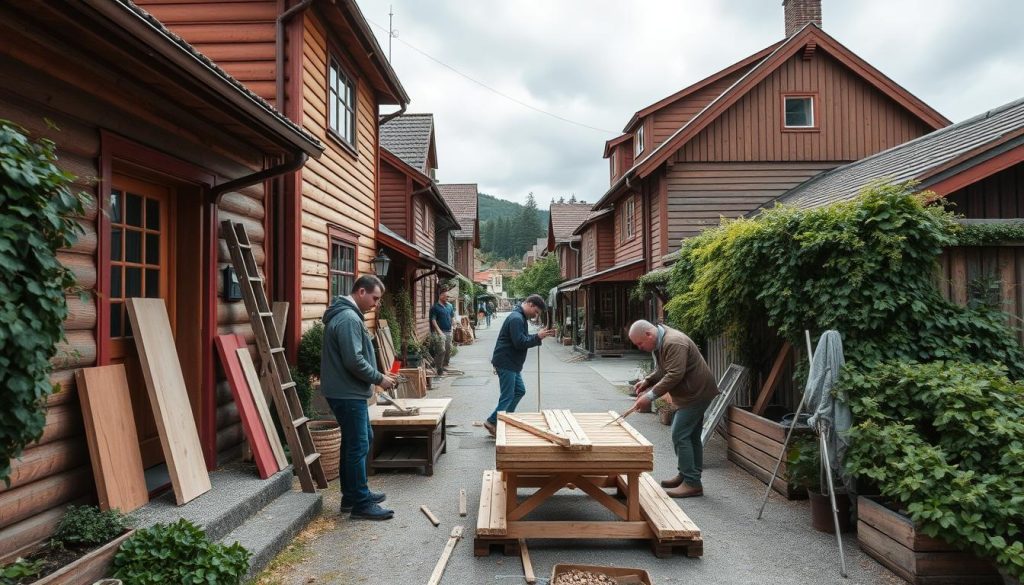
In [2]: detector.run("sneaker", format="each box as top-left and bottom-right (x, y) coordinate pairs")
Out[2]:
(483, 420), (496, 437)
(341, 491), (386, 512)
(350, 503), (394, 521)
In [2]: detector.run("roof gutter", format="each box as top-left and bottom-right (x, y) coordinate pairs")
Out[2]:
(379, 103), (408, 126)
(276, 0), (315, 112)
(211, 153), (308, 204)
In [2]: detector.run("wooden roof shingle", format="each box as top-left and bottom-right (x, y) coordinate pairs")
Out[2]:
(438, 183), (479, 241)
(380, 113), (434, 173)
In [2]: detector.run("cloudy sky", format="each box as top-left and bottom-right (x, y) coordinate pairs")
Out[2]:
(360, 0), (1024, 205)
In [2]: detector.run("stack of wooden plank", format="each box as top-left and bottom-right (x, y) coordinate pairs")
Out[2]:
(396, 367), (427, 399)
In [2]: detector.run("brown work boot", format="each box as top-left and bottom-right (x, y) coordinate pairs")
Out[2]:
(483, 420), (496, 437)
(665, 483), (703, 498)
(660, 475), (685, 489)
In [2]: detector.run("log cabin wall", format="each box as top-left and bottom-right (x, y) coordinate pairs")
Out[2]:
(298, 13), (380, 332)
(0, 20), (273, 561)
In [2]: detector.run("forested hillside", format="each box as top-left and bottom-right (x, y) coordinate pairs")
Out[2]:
(478, 192), (547, 262)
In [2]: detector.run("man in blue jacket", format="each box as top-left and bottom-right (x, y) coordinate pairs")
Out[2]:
(321, 275), (397, 520)
(483, 294), (556, 436)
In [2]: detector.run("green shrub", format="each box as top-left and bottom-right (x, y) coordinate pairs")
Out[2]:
(662, 181), (1024, 379)
(785, 435), (820, 492)
(0, 121), (86, 485)
(294, 323), (324, 417)
(112, 519), (250, 585)
(52, 505), (132, 548)
(843, 360), (1024, 578)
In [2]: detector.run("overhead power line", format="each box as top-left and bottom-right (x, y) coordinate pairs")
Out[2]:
(367, 18), (618, 135)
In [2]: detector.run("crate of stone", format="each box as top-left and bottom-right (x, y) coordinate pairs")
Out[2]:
(550, 564), (653, 585)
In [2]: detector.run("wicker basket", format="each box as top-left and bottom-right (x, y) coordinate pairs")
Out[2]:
(308, 420), (341, 480)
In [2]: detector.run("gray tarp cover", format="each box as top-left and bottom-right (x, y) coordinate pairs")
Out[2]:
(804, 330), (853, 493)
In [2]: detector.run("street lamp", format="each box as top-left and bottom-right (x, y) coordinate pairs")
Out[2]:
(372, 249), (391, 277)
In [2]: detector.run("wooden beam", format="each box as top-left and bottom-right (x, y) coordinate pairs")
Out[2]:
(427, 526), (463, 585)
(519, 539), (536, 584)
(752, 342), (792, 416)
(459, 488), (467, 517)
(421, 505), (440, 527)
(498, 413), (570, 447)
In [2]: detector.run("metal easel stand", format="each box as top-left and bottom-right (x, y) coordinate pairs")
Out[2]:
(755, 330), (847, 578)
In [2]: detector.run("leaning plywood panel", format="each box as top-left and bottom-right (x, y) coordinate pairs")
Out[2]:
(236, 348), (288, 470)
(214, 334), (280, 479)
(125, 298), (211, 505)
(74, 365), (148, 512)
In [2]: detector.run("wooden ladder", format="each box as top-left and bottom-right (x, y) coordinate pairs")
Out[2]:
(221, 219), (327, 492)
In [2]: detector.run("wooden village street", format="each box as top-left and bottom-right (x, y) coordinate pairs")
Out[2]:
(255, 313), (900, 585)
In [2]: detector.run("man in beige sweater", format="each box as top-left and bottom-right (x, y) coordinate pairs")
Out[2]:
(628, 320), (719, 498)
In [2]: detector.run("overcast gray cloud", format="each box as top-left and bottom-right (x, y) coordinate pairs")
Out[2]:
(359, 0), (1024, 205)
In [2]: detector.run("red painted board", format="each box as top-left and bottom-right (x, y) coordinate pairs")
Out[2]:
(214, 334), (280, 479)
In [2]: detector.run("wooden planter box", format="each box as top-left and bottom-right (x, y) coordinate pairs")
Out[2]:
(32, 530), (133, 585)
(857, 496), (1002, 585)
(724, 406), (811, 499)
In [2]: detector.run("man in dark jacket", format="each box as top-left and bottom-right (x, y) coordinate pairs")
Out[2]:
(483, 294), (556, 436)
(628, 320), (719, 498)
(321, 275), (397, 520)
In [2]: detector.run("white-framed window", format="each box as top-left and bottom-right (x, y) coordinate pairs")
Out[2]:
(622, 196), (635, 241)
(634, 125), (645, 157)
(610, 151), (616, 178)
(784, 96), (814, 128)
(328, 56), (356, 146)
(328, 226), (357, 298)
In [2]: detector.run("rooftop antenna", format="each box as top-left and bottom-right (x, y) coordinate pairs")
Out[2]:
(387, 5), (399, 61)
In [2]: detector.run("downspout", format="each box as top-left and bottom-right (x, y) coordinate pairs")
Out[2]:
(211, 153), (308, 204)
(276, 0), (315, 111)
(379, 103), (408, 126)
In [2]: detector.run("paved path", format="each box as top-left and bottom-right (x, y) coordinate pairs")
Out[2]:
(270, 313), (899, 584)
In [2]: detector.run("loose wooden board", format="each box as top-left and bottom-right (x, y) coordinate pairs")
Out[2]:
(214, 334), (280, 479)
(75, 365), (148, 512)
(369, 398), (451, 426)
(126, 298), (211, 505)
(237, 349), (288, 470)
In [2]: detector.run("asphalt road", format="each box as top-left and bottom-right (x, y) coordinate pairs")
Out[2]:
(271, 313), (899, 585)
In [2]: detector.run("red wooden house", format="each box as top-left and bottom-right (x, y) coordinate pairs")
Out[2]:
(0, 0), (322, 562)
(776, 96), (1024, 343)
(377, 113), (461, 340)
(135, 0), (411, 353)
(545, 202), (592, 339)
(563, 0), (949, 353)
(438, 183), (482, 312)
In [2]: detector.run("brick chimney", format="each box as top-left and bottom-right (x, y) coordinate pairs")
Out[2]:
(783, 0), (822, 37)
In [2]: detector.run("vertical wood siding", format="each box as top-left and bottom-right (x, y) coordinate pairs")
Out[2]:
(651, 70), (748, 146)
(299, 14), (378, 330)
(378, 160), (409, 237)
(664, 161), (839, 247)
(412, 195), (436, 252)
(937, 246), (1024, 345)
(581, 226), (597, 276)
(649, 176), (662, 267)
(134, 0), (279, 103)
(945, 163), (1024, 219)
(596, 218), (615, 271)
(678, 52), (931, 163)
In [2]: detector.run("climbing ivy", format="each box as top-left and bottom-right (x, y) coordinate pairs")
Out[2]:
(662, 181), (1024, 378)
(953, 220), (1024, 246)
(0, 121), (86, 485)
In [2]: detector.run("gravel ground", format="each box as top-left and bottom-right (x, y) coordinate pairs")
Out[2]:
(260, 314), (901, 585)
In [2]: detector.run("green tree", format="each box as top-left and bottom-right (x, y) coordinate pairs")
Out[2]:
(480, 220), (495, 253)
(514, 192), (542, 254)
(509, 254), (563, 298)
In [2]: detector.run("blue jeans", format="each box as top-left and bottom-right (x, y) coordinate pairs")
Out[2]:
(326, 398), (373, 510)
(487, 368), (527, 425)
(671, 397), (715, 487)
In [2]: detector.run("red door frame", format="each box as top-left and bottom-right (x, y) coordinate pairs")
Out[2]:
(98, 131), (221, 470)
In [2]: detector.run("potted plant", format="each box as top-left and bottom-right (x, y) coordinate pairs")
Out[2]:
(0, 505), (134, 585)
(787, 436), (852, 533)
(403, 337), (423, 368)
(654, 396), (676, 425)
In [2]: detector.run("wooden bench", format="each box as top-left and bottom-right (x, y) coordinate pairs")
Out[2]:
(617, 473), (704, 558)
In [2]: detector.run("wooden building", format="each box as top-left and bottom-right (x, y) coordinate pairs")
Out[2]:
(564, 0), (949, 354)
(136, 0), (411, 353)
(0, 0), (323, 561)
(545, 202), (593, 341)
(438, 183), (481, 313)
(377, 113), (461, 340)
(776, 96), (1024, 344)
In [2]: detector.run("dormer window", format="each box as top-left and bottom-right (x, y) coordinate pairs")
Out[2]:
(610, 152), (617, 178)
(784, 95), (814, 128)
(634, 125), (645, 157)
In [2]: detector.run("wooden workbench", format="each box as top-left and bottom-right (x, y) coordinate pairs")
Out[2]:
(368, 398), (450, 476)
(475, 410), (703, 557)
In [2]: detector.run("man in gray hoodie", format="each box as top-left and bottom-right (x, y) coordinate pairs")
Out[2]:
(321, 275), (397, 520)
